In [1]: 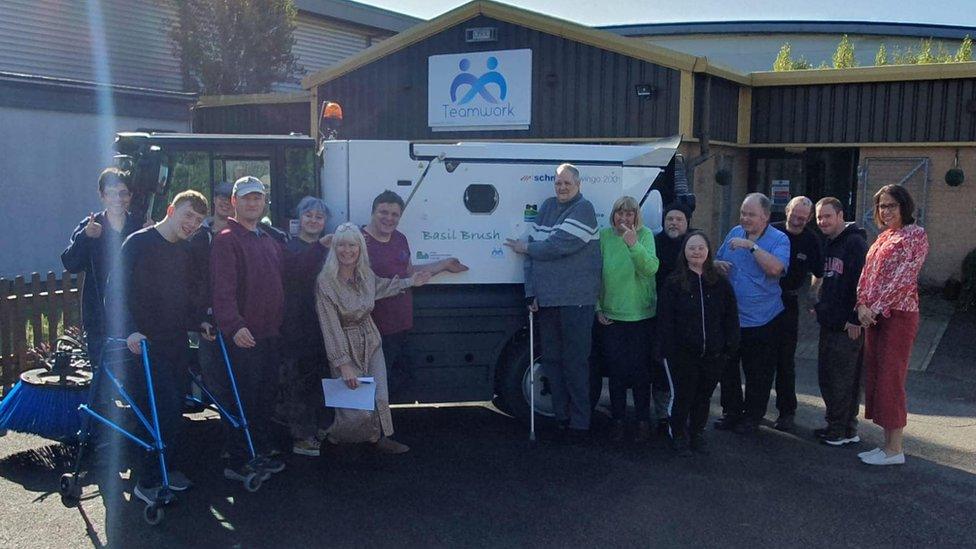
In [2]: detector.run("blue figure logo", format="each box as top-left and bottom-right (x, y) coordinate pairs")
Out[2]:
(450, 56), (508, 105)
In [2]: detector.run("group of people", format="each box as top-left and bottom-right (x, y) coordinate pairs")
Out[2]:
(62, 171), (464, 504)
(61, 161), (928, 505)
(506, 164), (928, 465)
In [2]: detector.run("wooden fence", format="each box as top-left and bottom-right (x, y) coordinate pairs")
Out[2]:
(0, 271), (83, 396)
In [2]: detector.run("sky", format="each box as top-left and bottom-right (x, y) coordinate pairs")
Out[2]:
(360, 0), (976, 28)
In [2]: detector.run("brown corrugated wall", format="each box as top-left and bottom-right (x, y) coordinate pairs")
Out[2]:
(314, 15), (681, 141)
(751, 78), (976, 144)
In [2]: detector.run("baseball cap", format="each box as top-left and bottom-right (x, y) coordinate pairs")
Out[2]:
(214, 181), (234, 198)
(233, 176), (266, 197)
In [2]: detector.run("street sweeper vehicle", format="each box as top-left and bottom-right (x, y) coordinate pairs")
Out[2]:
(108, 132), (683, 420)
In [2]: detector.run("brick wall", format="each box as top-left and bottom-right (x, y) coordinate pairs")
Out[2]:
(857, 146), (976, 286)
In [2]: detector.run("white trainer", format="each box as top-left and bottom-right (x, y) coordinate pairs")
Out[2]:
(861, 450), (905, 466)
(858, 447), (883, 460)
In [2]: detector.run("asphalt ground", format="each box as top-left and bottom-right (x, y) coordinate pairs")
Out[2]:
(1, 355), (974, 548)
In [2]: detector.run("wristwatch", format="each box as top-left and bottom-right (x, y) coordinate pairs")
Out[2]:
(750, 243), (759, 254)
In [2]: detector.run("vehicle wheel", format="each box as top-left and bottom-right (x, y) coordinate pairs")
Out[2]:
(244, 472), (262, 493)
(495, 338), (554, 421)
(59, 473), (81, 500)
(143, 504), (164, 526)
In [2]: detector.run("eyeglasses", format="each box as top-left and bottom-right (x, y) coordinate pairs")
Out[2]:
(335, 222), (357, 232)
(103, 190), (131, 199)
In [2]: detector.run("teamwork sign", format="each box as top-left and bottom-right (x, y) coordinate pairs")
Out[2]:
(428, 49), (532, 131)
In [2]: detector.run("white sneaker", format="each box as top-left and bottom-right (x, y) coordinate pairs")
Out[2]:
(858, 447), (883, 460)
(293, 438), (321, 457)
(861, 450), (905, 465)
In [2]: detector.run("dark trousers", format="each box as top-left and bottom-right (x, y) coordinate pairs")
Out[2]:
(669, 352), (724, 439)
(224, 338), (278, 466)
(382, 331), (414, 399)
(131, 342), (189, 487)
(721, 312), (784, 423)
(774, 296), (800, 417)
(817, 326), (863, 435)
(595, 318), (654, 422)
(278, 351), (329, 440)
(539, 305), (594, 430)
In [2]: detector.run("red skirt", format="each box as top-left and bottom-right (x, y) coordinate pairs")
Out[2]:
(863, 310), (919, 430)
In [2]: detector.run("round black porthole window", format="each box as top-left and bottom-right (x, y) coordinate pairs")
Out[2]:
(463, 184), (499, 214)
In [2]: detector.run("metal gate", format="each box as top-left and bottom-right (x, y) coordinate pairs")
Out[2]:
(857, 157), (930, 239)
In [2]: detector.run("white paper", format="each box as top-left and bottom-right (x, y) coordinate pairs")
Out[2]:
(321, 377), (376, 410)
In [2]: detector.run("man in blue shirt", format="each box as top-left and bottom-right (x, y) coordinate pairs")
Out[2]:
(714, 193), (791, 434)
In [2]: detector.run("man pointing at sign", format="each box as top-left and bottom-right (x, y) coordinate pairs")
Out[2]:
(505, 163), (602, 442)
(362, 191), (468, 397)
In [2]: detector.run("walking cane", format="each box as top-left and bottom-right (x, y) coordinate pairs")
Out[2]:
(529, 309), (536, 442)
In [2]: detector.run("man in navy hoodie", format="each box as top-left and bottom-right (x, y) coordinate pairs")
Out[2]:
(813, 197), (868, 447)
(61, 168), (143, 366)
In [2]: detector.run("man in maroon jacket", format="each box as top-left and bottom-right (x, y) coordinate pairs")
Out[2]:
(211, 176), (286, 481)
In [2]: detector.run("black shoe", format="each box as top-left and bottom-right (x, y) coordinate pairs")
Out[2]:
(822, 432), (861, 447)
(609, 420), (626, 442)
(813, 427), (831, 439)
(774, 414), (795, 432)
(689, 432), (709, 454)
(733, 419), (758, 435)
(714, 414), (740, 431)
(254, 456), (286, 474)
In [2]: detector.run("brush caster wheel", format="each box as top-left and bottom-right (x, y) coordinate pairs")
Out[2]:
(244, 472), (262, 493)
(59, 473), (81, 500)
(143, 503), (164, 525)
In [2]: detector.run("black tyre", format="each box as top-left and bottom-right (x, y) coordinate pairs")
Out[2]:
(59, 473), (81, 500)
(495, 336), (554, 421)
(143, 504), (164, 526)
(244, 473), (262, 493)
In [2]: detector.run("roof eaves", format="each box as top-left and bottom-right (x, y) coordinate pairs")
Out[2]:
(302, 0), (751, 90)
(294, 0), (423, 33)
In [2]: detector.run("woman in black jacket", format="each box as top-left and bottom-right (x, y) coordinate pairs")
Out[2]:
(658, 231), (739, 455)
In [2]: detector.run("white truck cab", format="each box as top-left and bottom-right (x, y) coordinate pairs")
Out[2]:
(321, 138), (680, 416)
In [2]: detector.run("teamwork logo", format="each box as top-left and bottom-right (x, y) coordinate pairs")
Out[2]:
(450, 57), (507, 105)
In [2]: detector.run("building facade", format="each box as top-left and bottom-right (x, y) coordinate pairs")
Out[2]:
(198, 1), (976, 286)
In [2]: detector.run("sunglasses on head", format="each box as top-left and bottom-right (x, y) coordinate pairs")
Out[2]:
(335, 222), (357, 232)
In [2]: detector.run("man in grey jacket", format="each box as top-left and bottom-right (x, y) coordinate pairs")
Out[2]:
(505, 163), (602, 441)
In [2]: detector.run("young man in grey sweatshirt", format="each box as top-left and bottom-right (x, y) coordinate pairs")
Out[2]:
(506, 163), (602, 440)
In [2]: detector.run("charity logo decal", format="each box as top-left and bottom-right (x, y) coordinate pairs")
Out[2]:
(450, 57), (507, 105)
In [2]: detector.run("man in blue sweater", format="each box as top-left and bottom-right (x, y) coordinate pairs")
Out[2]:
(506, 163), (602, 441)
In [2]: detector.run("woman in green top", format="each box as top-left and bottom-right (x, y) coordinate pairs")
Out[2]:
(595, 196), (660, 442)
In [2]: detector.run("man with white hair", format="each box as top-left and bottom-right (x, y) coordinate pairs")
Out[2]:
(506, 163), (602, 443)
(770, 196), (823, 432)
(714, 193), (791, 435)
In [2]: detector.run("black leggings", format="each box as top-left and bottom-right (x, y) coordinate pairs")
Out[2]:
(669, 353), (725, 438)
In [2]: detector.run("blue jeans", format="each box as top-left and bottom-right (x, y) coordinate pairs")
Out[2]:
(538, 305), (594, 430)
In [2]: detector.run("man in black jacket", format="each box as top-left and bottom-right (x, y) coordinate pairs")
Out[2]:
(813, 197), (868, 446)
(770, 196), (823, 432)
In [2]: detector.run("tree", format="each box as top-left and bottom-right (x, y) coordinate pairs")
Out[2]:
(772, 43), (812, 71)
(955, 35), (973, 62)
(832, 35), (857, 68)
(170, 0), (304, 95)
(875, 44), (888, 66)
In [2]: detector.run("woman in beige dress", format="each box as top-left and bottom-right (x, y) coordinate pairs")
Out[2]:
(315, 223), (431, 453)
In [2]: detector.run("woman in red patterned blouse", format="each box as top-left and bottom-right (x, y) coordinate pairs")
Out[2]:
(855, 184), (929, 466)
